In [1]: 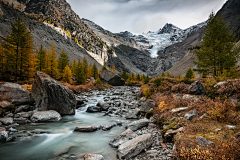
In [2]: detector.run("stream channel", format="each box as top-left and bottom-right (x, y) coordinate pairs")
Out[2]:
(0, 87), (138, 160)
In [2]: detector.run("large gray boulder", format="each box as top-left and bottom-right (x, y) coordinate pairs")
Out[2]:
(127, 119), (150, 131)
(30, 110), (61, 123)
(32, 71), (76, 115)
(99, 70), (125, 86)
(117, 133), (153, 160)
(188, 81), (206, 95)
(0, 82), (32, 105)
(109, 128), (137, 148)
(140, 99), (155, 113)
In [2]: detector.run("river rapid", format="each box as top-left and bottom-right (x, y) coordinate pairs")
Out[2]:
(0, 87), (139, 160)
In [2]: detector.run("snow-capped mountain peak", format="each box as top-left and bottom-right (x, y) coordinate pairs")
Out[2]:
(125, 21), (207, 58)
(158, 23), (182, 34)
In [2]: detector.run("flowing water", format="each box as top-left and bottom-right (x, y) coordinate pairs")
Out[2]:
(0, 92), (132, 160)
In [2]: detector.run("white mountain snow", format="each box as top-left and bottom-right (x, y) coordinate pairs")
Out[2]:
(124, 21), (207, 58)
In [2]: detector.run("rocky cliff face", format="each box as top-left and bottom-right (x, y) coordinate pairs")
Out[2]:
(216, 0), (240, 39)
(82, 18), (156, 75)
(5, 0), (114, 59)
(0, 1), (103, 68)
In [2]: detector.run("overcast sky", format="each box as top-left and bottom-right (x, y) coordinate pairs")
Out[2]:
(67, 0), (227, 34)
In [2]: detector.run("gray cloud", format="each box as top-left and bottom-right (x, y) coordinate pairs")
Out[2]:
(67, 0), (227, 34)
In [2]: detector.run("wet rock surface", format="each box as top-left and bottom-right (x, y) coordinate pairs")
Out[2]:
(30, 110), (61, 123)
(32, 71), (76, 115)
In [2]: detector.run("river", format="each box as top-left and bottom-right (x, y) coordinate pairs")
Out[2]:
(0, 87), (138, 160)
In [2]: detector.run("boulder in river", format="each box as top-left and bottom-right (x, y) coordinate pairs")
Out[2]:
(74, 126), (97, 132)
(0, 82), (32, 105)
(127, 119), (150, 131)
(96, 102), (109, 111)
(86, 106), (102, 112)
(82, 154), (104, 160)
(117, 133), (153, 160)
(30, 110), (61, 123)
(0, 131), (8, 142)
(32, 71), (76, 115)
(109, 128), (137, 148)
(99, 70), (125, 86)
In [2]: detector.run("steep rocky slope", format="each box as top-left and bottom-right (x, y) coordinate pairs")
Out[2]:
(0, 2), (103, 68)
(82, 19), (156, 74)
(217, 0), (240, 39)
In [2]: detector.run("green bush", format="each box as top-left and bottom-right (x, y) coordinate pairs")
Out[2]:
(144, 88), (151, 98)
(153, 77), (163, 87)
(146, 111), (154, 119)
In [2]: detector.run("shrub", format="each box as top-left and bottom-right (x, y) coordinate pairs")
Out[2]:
(153, 77), (163, 87)
(146, 111), (154, 119)
(185, 68), (195, 79)
(144, 88), (151, 98)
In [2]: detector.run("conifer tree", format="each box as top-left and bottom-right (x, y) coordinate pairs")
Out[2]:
(185, 68), (195, 79)
(92, 63), (98, 79)
(36, 44), (46, 71)
(62, 65), (72, 83)
(194, 12), (240, 77)
(101, 61), (108, 71)
(57, 49), (69, 76)
(0, 45), (6, 79)
(71, 58), (78, 77)
(87, 63), (92, 79)
(45, 42), (59, 78)
(121, 67), (128, 81)
(74, 60), (85, 84)
(2, 16), (35, 81)
(82, 56), (88, 79)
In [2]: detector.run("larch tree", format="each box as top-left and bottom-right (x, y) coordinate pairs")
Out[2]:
(74, 60), (85, 84)
(92, 63), (98, 79)
(62, 65), (72, 83)
(45, 42), (59, 78)
(57, 48), (69, 77)
(36, 44), (47, 71)
(2, 16), (35, 81)
(87, 63), (92, 79)
(82, 56), (88, 79)
(194, 12), (240, 77)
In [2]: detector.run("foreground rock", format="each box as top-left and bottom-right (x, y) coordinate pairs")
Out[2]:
(99, 70), (125, 86)
(0, 118), (13, 125)
(0, 82), (32, 105)
(196, 136), (215, 147)
(82, 154), (104, 160)
(74, 126), (97, 132)
(127, 119), (150, 131)
(188, 81), (206, 95)
(0, 131), (8, 141)
(30, 110), (61, 123)
(86, 106), (102, 113)
(109, 128), (137, 148)
(164, 127), (184, 142)
(117, 133), (153, 160)
(140, 99), (155, 113)
(32, 71), (76, 115)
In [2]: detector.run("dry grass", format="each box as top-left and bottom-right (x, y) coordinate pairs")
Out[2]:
(63, 82), (109, 93)
(151, 90), (240, 159)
